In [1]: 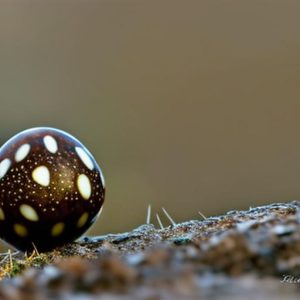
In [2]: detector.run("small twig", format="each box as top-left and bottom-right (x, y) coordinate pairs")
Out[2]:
(146, 205), (151, 225)
(156, 213), (164, 229)
(0, 251), (13, 265)
(0, 251), (10, 263)
(162, 207), (176, 226)
(0, 250), (19, 256)
(32, 242), (40, 256)
(198, 210), (207, 220)
(8, 249), (13, 271)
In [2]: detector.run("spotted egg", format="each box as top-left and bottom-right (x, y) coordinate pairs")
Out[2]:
(0, 127), (105, 252)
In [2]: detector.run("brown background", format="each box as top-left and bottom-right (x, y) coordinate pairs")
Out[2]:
(1, 1), (300, 248)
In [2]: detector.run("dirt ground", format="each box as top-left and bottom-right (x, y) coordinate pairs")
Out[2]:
(0, 201), (299, 299)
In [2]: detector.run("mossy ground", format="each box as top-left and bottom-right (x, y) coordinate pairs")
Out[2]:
(0, 201), (299, 299)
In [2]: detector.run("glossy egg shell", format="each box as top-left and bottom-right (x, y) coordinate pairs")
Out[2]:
(0, 127), (105, 252)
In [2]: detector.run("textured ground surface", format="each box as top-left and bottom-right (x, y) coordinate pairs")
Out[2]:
(0, 201), (300, 299)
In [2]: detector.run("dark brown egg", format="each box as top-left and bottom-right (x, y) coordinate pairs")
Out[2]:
(0, 127), (105, 252)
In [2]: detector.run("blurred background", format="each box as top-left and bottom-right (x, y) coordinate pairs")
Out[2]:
(1, 0), (300, 248)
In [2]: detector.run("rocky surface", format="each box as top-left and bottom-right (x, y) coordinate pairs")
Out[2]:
(0, 201), (300, 299)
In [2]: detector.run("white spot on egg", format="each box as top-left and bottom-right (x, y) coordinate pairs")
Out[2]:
(20, 204), (39, 221)
(43, 135), (58, 154)
(14, 224), (28, 237)
(15, 144), (31, 162)
(32, 166), (50, 186)
(0, 208), (5, 220)
(77, 174), (91, 200)
(51, 222), (64, 236)
(77, 212), (89, 227)
(0, 159), (11, 179)
(75, 147), (94, 170)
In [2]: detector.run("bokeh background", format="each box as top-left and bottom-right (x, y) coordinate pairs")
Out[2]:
(1, 0), (300, 250)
